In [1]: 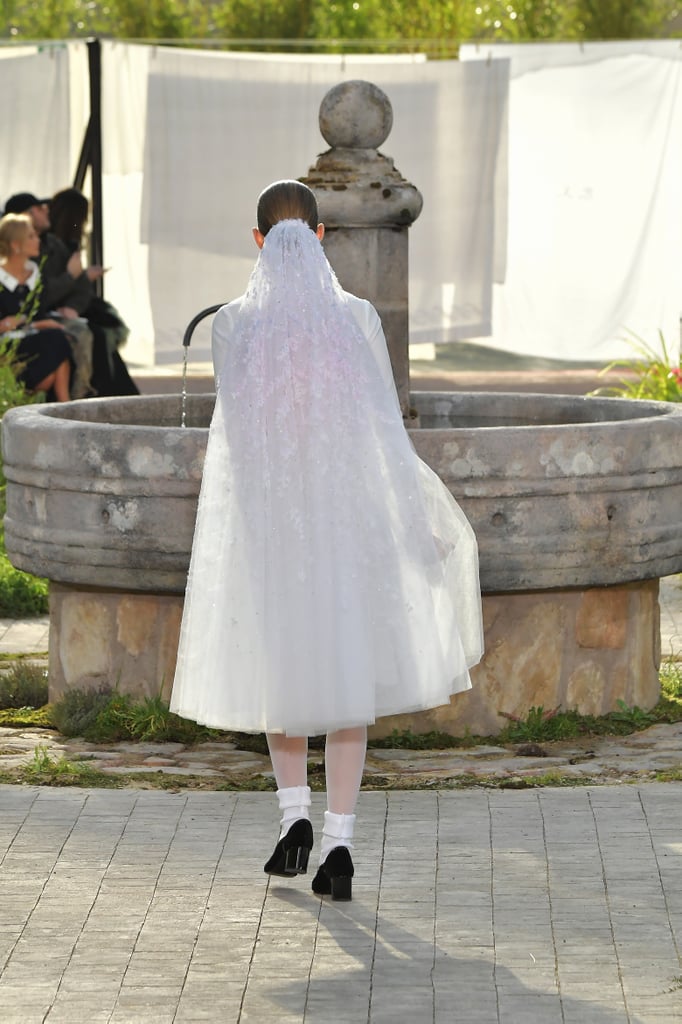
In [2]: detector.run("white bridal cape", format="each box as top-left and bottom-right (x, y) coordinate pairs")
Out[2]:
(170, 220), (483, 736)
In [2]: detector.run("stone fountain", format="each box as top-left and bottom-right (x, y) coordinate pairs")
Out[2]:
(2, 83), (681, 738)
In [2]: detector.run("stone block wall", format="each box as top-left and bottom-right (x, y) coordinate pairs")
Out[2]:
(48, 579), (660, 739)
(49, 584), (183, 704)
(369, 579), (660, 739)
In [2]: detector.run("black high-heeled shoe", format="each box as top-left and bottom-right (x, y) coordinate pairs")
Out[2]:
(264, 819), (313, 877)
(311, 846), (354, 901)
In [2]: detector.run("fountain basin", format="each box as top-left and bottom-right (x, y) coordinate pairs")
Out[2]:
(2, 391), (680, 735)
(3, 392), (680, 591)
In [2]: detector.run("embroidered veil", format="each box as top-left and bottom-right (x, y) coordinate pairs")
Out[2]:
(170, 220), (483, 736)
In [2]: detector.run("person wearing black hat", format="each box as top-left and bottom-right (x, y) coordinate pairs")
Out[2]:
(3, 192), (49, 215)
(3, 191), (95, 314)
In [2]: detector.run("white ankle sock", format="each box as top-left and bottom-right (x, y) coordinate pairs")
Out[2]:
(320, 811), (355, 863)
(276, 785), (311, 839)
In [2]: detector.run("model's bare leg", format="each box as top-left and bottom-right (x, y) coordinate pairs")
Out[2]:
(34, 359), (70, 402)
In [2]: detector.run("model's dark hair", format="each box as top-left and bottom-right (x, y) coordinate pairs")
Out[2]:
(49, 188), (89, 250)
(257, 180), (318, 236)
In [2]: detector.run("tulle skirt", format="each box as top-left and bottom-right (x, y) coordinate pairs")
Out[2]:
(170, 393), (483, 737)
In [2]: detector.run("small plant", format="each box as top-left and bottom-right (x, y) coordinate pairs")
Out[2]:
(26, 744), (55, 773)
(609, 699), (658, 730)
(0, 663), (48, 709)
(123, 694), (214, 743)
(497, 705), (581, 743)
(21, 744), (120, 788)
(49, 685), (121, 739)
(660, 659), (682, 699)
(592, 330), (682, 403)
(49, 686), (215, 744)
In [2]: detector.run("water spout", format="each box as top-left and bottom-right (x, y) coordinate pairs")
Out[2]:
(180, 303), (224, 427)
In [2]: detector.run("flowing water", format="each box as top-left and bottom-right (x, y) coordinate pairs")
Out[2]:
(181, 343), (189, 428)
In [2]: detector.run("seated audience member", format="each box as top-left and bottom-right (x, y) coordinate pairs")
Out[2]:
(0, 213), (72, 401)
(4, 190), (139, 397)
(3, 193), (93, 397)
(50, 187), (138, 396)
(4, 192), (92, 311)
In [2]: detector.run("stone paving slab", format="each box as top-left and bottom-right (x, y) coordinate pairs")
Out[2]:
(5, 717), (682, 789)
(0, 785), (680, 1023)
(0, 616), (49, 656)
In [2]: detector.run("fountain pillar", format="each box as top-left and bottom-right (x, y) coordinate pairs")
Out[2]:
(301, 80), (423, 418)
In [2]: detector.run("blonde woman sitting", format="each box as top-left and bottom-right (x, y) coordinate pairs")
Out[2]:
(0, 213), (72, 401)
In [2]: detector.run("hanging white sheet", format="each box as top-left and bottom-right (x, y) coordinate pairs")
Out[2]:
(0, 43), (88, 209)
(461, 41), (682, 362)
(117, 47), (508, 364)
(101, 42), (156, 366)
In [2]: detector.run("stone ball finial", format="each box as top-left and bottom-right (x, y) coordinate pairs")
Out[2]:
(319, 80), (393, 150)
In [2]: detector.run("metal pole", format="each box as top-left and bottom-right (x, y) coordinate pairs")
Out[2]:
(73, 39), (104, 297)
(87, 39), (104, 297)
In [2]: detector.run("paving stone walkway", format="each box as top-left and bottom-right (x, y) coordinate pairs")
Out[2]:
(0, 785), (680, 1023)
(1, 720), (682, 790)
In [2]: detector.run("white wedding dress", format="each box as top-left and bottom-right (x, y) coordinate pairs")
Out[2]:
(170, 221), (483, 736)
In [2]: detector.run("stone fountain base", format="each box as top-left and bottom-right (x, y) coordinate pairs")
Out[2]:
(4, 391), (678, 739)
(48, 584), (183, 706)
(48, 578), (660, 738)
(370, 578), (660, 739)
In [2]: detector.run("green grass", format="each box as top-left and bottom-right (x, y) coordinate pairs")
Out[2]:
(15, 745), (123, 788)
(591, 330), (682, 403)
(0, 706), (52, 727)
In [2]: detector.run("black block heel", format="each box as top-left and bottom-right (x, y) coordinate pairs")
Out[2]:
(264, 819), (313, 877)
(285, 842), (310, 874)
(311, 846), (354, 901)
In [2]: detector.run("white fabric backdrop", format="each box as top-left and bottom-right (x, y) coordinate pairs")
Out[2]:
(117, 47), (508, 363)
(461, 41), (682, 362)
(101, 43), (155, 366)
(4, 42), (681, 367)
(0, 43), (88, 207)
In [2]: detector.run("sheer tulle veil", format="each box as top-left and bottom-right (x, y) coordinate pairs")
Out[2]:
(170, 219), (483, 736)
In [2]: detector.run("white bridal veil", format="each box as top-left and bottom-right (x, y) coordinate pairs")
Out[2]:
(171, 220), (483, 735)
